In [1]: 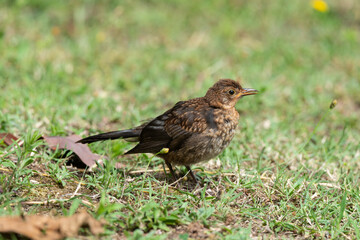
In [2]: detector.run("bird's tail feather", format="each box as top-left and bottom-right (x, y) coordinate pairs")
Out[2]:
(77, 130), (140, 144)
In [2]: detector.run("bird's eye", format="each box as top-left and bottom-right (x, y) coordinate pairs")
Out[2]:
(228, 90), (235, 95)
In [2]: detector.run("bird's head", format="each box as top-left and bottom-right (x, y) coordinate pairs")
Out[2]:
(204, 79), (258, 109)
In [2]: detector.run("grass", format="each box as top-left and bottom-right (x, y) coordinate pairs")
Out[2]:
(1, 0), (360, 238)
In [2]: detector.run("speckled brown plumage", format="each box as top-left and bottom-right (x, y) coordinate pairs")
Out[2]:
(78, 79), (258, 182)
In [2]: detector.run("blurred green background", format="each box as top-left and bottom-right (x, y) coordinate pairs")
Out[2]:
(1, 0), (359, 133)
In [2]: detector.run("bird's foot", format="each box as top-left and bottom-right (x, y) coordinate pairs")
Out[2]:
(165, 161), (180, 183)
(186, 166), (198, 184)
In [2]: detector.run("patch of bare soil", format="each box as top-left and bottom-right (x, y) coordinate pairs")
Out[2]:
(168, 221), (215, 239)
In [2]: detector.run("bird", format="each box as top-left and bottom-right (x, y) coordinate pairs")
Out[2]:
(77, 79), (258, 182)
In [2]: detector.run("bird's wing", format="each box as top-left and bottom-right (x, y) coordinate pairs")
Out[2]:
(125, 100), (217, 154)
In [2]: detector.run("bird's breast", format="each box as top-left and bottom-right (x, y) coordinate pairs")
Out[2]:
(205, 109), (238, 149)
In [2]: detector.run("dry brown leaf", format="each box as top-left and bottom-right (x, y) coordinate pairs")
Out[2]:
(42, 135), (102, 168)
(0, 212), (104, 240)
(1, 133), (124, 169)
(0, 133), (19, 146)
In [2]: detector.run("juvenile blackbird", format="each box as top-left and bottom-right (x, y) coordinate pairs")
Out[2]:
(78, 79), (258, 182)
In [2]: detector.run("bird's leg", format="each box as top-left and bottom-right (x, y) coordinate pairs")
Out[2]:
(186, 166), (198, 183)
(165, 161), (178, 181)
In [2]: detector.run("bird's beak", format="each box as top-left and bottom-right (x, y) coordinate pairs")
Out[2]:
(241, 88), (258, 96)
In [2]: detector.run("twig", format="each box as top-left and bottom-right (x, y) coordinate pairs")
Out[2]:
(71, 181), (83, 198)
(315, 182), (341, 189)
(169, 171), (190, 186)
(129, 168), (170, 174)
(11, 199), (95, 207)
(0, 167), (11, 172)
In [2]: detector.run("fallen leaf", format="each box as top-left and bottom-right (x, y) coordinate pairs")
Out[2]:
(42, 135), (102, 168)
(0, 133), (124, 169)
(0, 211), (104, 240)
(0, 133), (19, 146)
